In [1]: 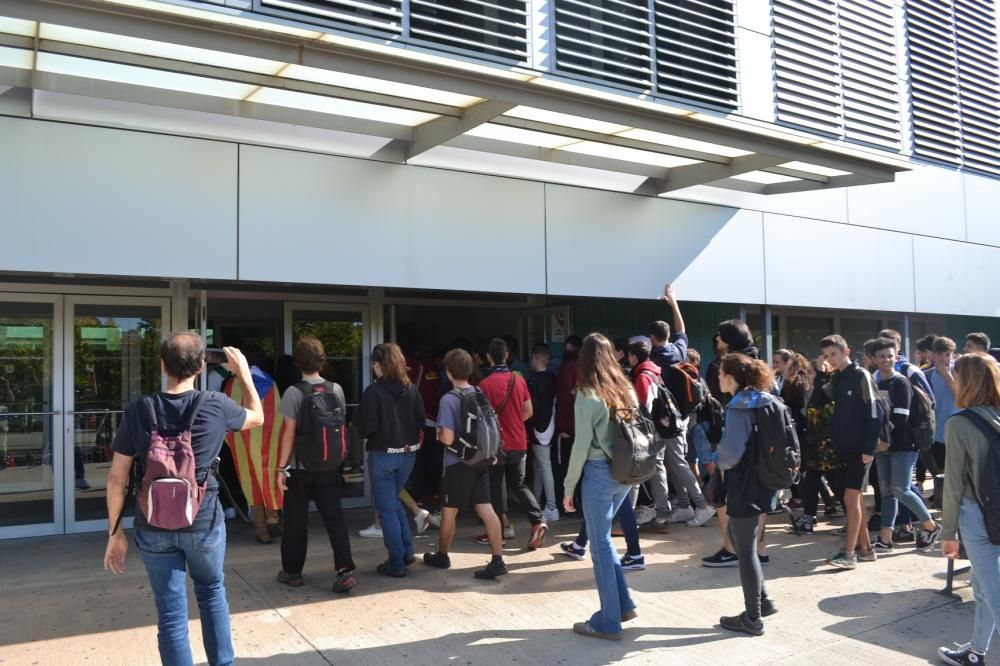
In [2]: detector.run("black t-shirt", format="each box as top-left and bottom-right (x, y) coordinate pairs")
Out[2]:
(113, 390), (247, 532)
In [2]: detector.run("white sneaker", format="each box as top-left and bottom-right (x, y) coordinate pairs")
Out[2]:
(503, 525), (516, 540)
(634, 505), (657, 525)
(542, 508), (561, 523)
(359, 524), (383, 538)
(667, 506), (695, 523)
(414, 508), (431, 534)
(428, 511), (441, 528)
(686, 505), (716, 528)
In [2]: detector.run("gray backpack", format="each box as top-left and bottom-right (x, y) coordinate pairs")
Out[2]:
(611, 407), (662, 485)
(447, 388), (501, 468)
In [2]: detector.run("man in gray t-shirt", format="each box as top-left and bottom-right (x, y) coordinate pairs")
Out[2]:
(279, 376), (345, 468)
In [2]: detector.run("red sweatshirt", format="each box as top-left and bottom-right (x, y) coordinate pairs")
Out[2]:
(632, 360), (662, 412)
(555, 351), (579, 435)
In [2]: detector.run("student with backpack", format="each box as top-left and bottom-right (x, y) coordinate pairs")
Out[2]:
(870, 338), (942, 552)
(358, 343), (426, 578)
(715, 353), (787, 636)
(564, 333), (640, 641)
(938, 353), (1000, 666)
(821, 334), (881, 570)
(422, 348), (508, 580)
(527, 344), (560, 523)
(104, 334), (265, 666)
(274, 336), (357, 593)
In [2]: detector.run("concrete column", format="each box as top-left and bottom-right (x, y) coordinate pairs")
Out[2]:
(168, 280), (189, 333)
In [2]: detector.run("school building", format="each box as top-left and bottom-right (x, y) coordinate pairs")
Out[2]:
(0, 0), (997, 538)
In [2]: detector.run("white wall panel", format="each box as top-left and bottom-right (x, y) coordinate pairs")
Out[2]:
(964, 173), (1000, 248)
(736, 29), (776, 123)
(914, 236), (1000, 317)
(545, 185), (765, 303)
(846, 165), (965, 239)
(763, 214), (915, 311)
(0, 117), (237, 279)
(239, 146), (546, 293)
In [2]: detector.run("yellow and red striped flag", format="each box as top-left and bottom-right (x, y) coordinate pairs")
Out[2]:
(224, 368), (285, 511)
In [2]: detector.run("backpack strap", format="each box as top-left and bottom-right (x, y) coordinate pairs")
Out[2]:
(495, 372), (517, 416)
(960, 409), (1000, 446)
(142, 396), (159, 433)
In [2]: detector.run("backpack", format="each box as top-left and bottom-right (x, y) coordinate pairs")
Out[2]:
(663, 362), (707, 417)
(751, 400), (801, 492)
(699, 392), (725, 445)
(641, 370), (682, 438)
(610, 407), (663, 485)
(136, 393), (210, 530)
(447, 387), (501, 468)
(958, 410), (1000, 545)
(905, 379), (936, 450)
(871, 373), (893, 452)
(293, 381), (347, 472)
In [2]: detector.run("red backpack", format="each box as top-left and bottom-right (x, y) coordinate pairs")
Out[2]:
(136, 393), (210, 530)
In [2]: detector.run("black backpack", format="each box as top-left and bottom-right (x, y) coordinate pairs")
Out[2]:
(447, 388), (501, 468)
(958, 410), (1000, 545)
(752, 400), (801, 491)
(642, 370), (682, 438)
(663, 362), (707, 417)
(907, 382), (936, 450)
(293, 381), (347, 472)
(610, 406), (663, 485)
(699, 392), (725, 444)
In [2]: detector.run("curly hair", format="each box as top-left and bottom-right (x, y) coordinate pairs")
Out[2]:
(720, 353), (774, 392)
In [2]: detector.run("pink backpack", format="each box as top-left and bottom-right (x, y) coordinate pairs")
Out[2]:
(137, 393), (209, 530)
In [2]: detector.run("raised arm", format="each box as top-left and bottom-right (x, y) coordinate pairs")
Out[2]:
(660, 283), (686, 334)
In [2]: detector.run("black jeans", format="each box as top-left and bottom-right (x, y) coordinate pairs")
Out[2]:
(552, 434), (574, 507)
(490, 450), (544, 525)
(281, 470), (355, 575)
(728, 514), (768, 620)
(801, 467), (835, 518)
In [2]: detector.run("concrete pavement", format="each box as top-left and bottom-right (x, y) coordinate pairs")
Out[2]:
(0, 506), (982, 665)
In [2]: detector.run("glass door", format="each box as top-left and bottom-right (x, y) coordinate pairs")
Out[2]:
(64, 297), (168, 532)
(284, 303), (370, 508)
(0, 295), (63, 538)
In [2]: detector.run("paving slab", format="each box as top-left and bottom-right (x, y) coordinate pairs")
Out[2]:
(0, 508), (984, 665)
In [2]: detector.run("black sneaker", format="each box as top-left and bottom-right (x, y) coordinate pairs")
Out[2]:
(938, 643), (987, 666)
(918, 522), (943, 551)
(760, 597), (778, 617)
(404, 554), (416, 566)
(824, 503), (840, 517)
(474, 559), (508, 580)
(872, 538), (894, 551)
(894, 526), (916, 543)
(376, 561), (407, 578)
(702, 548), (739, 568)
(719, 611), (764, 636)
(758, 554), (770, 566)
(422, 552), (451, 569)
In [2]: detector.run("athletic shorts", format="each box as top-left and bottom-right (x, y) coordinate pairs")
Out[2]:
(836, 451), (873, 492)
(442, 463), (491, 509)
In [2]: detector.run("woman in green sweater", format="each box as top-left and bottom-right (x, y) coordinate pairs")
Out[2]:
(563, 333), (639, 641)
(938, 352), (1000, 666)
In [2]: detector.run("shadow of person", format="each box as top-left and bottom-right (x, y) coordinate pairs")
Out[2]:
(232, 626), (736, 665)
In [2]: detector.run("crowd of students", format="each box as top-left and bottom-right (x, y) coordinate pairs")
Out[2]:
(101, 287), (1000, 666)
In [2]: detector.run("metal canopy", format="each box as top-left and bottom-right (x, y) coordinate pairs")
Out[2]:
(0, 0), (910, 196)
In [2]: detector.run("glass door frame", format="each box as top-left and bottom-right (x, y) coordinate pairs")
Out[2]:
(283, 301), (373, 509)
(63, 294), (171, 535)
(0, 292), (65, 539)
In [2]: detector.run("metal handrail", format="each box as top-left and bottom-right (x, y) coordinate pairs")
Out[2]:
(0, 411), (62, 417)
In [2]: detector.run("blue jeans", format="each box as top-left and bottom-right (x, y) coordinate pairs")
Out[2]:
(960, 498), (1000, 653)
(581, 458), (635, 634)
(369, 451), (416, 570)
(531, 443), (557, 512)
(689, 422), (717, 465)
(577, 485), (641, 556)
(876, 450), (931, 530)
(135, 518), (233, 666)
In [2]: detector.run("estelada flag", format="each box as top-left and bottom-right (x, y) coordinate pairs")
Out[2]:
(223, 367), (285, 511)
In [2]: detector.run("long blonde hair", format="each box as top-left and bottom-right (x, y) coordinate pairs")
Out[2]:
(577, 333), (636, 414)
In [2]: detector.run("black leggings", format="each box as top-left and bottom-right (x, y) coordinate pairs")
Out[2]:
(800, 467), (835, 518)
(728, 514), (768, 620)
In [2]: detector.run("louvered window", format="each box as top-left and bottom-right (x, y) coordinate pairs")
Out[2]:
(772, 0), (901, 150)
(257, 0), (403, 36)
(654, 0), (737, 110)
(905, 0), (1000, 176)
(553, 0), (652, 90)
(409, 0), (529, 63)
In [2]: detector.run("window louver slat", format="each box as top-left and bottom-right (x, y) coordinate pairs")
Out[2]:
(259, 0), (403, 34)
(553, 0), (652, 91)
(905, 0), (1000, 176)
(408, 0), (529, 62)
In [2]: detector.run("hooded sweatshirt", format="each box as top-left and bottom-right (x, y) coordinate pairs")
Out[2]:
(717, 388), (781, 517)
(358, 379), (425, 453)
(631, 360), (662, 413)
(650, 331), (689, 371)
(941, 405), (1000, 541)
